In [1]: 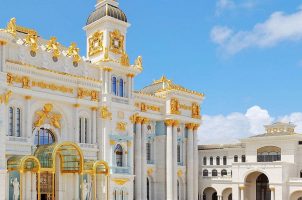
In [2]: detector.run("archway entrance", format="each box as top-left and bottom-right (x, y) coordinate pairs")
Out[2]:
(290, 191), (302, 200)
(203, 187), (217, 200)
(245, 172), (271, 200)
(34, 142), (84, 200)
(256, 174), (270, 200)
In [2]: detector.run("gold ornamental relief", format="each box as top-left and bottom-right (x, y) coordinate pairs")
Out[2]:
(46, 37), (61, 59)
(34, 104), (62, 128)
(170, 98), (180, 115)
(100, 106), (112, 120)
(89, 31), (104, 57)
(0, 91), (12, 105)
(192, 103), (201, 119)
(24, 32), (39, 53)
(116, 122), (127, 132)
(109, 29), (125, 54)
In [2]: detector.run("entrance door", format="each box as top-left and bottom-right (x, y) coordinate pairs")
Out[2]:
(256, 174), (270, 200)
(40, 172), (54, 200)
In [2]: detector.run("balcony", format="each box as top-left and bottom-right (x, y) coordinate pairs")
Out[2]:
(111, 166), (131, 174)
(112, 96), (129, 104)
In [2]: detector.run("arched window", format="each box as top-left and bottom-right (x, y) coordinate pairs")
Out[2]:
(257, 146), (281, 162)
(147, 142), (151, 161)
(34, 128), (55, 146)
(177, 180), (180, 200)
(112, 76), (117, 95)
(223, 156), (227, 165)
(216, 156), (220, 165)
(79, 117), (89, 144)
(234, 155), (238, 163)
(113, 189), (118, 200)
(242, 155), (246, 163)
(210, 157), (213, 165)
(212, 169), (218, 177)
(119, 78), (124, 97)
(221, 169), (227, 176)
(300, 170), (302, 178)
(8, 106), (22, 137)
(203, 157), (207, 165)
(115, 144), (123, 167)
(203, 169), (208, 177)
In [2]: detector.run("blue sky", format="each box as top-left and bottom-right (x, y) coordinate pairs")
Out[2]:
(1, 0), (302, 143)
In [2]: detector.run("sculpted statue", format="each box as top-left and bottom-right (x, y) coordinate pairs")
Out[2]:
(135, 56), (143, 69)
(11, 178), (20, 200)
(81, 179), (92, 200)
(6, 18), (16, 36)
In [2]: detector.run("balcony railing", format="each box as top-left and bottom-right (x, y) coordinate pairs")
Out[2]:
(7, 136), (27, 143)
(79, 143), (98, 149)
(111, 166), (131, 174)
(112, 96), (129, 104)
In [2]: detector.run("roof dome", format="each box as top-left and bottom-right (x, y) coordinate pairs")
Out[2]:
(86, 4), (127, 25)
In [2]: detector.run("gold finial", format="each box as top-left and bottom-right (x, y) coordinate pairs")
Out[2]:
(67, 42), (81, 63)
(46, 37), (61, 58)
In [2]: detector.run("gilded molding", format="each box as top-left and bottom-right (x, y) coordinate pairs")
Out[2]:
(89, 31), (103, 57)
(7, 73), (30, 89)
(73, 104), (80, 108)
(77, 88), (99, 102)
(32, 80), (73, 94)
(165, 119), (175, 127)
(135, 102), (160, 112)
(112, 178), (129, 185)
(109, 29), (124, 54)
(0, 40), (7, 46)
(100, 106), (112, 120)
(147, 168), (154, 176)
(24, 96), (32, 100)
(0, 91), (12, 105)
(126, 73), (135, 78)
(103, 67), (112, 72)
(177, 169), (183, 177)
(180, 104), (191, 111)
(34, 104), (62, 128)
(6, 60), (101, 83)
(185, 123), (195, 130)
(142, 117), (150, 125)
(91, 107), (97, 111)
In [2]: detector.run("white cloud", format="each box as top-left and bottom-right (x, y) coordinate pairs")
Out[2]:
(215, 0), (255, 16)
(211, 6), (302, 54)
(198, 106), (302, 145)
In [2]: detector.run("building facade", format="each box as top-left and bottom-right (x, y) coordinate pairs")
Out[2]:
(0, 0), (203, 200)
(198, 122), (302, 200)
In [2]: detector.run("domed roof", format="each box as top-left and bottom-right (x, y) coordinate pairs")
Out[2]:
(86, 4), (127, 25)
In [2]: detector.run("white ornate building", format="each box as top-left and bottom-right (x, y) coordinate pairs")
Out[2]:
(0, 0), (203, 200)
(198, 122), (302, 200)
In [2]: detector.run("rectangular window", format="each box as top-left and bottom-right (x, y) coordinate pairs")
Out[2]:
(8, 107), (13, 136)
(85, 118), (88, 143)
(79, 118), (82, 143)
(177, 145), (181, 163)
(223, 156), (227, 165)
(147, 143), (151, 161)
(16, 108), (21, 137)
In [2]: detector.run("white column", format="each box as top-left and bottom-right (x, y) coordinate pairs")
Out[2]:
(25, 172), (31, 200)
(166, 120), (173, 200)
(128, 123), (134, 174)
(172, 124), (178, 200)
(0, 102), (7, 199)
(74, 104), (80, 143)
(193, 126), (199, 200)
(186, 124), (194, 200)
(135, 121), (142, 200)
(108, 70), (112, 95)
(240, 186), (245, 200)
(31, 173), (37, 200)
(74, 174), (79, 200)
(104, 69), (108, 94)
(25, 96), (32, 138)
(270, 187), (275, 200)
(141, 122), (147, 200)
(91, 107), (97, 144)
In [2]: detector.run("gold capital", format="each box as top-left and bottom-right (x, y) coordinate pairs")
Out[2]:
(165, 119), (174, 127)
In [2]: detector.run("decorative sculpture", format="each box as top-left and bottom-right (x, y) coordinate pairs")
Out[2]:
(135, 56), (143, 70)
(6, 18), (16, 36)
(11, 178), (20, 200)
(81, 179), (92, 200)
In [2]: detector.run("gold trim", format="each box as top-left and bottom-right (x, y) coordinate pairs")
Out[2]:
(89, 31), (104, 57)
(34, 104), (62, 128)
(109, 29), (124, 54)
(112, 178), (129, 185)
(0, 91), (12, 105)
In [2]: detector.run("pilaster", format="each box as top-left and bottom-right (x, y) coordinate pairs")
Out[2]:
(186, 123), (194, 200)
(134, 117), (142, 200)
